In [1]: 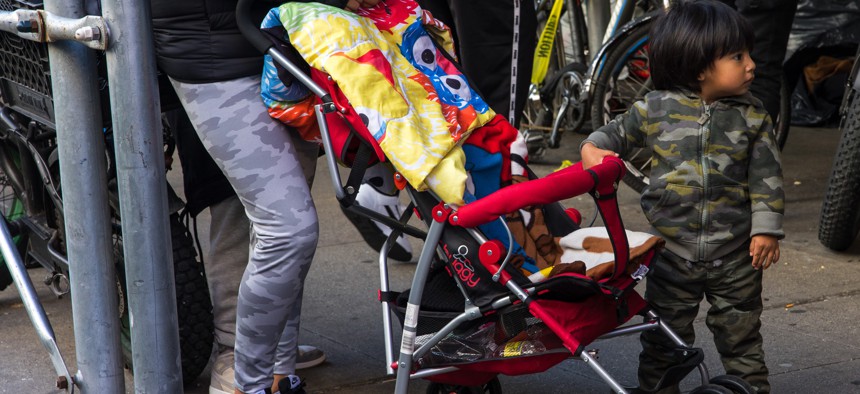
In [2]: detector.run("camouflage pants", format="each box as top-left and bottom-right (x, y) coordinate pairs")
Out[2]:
(171, 75), (320, 392)
(639, 242), (769, 393)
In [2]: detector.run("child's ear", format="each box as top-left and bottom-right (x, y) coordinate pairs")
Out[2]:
(697, 72), (705, 82)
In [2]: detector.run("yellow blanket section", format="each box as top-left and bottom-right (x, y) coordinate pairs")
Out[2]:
(278, 3), (495, 205)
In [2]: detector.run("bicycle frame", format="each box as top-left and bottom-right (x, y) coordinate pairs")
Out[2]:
(0, 110), (70, 275)
(526, 0), (663, 151)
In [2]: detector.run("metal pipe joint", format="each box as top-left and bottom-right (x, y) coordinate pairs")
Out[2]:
(0, 9), (108, 50)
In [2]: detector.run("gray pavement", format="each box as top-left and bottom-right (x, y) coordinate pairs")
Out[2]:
(2, 125), (860, 393)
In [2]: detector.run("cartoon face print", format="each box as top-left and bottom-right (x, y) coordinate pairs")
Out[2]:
(439, 74), (471, 103)
(410, 34), (438, 73)
(401, 22), (489, 112)
(354, 106), (387, 140)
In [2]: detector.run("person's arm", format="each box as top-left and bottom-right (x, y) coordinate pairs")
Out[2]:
(747, 112), (785, 270)
(579, 99), (649, 169)
(748, 113), (785, 237)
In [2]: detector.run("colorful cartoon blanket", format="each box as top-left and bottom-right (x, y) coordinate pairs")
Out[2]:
(261, 0), (498, 204)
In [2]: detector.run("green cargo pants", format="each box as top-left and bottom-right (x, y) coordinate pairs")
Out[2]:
(638, 242), (769, 393)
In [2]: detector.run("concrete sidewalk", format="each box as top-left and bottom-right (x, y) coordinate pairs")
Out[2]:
(2, 125), (859, 393)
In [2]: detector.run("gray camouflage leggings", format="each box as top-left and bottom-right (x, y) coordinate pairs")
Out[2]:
(171, 75), (319, 392)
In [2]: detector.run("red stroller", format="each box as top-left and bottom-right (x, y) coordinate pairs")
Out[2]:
(237, 1), (754, 393)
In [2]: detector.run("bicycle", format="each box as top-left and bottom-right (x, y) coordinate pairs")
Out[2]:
(0, 0), (213, 384)
(521, 0), (664, 160)
(522, 0), (793, 193)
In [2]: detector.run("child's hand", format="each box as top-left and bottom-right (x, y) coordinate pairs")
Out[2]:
(345, 0), (381, 12)
(750, 234), (780, 270)
(580, 142), (619, 170)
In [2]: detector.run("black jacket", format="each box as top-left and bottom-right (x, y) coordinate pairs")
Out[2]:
(150, 0), (347, 83)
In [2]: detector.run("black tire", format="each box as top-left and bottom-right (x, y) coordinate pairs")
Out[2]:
(116, 213), (214, 385)
(590, 20), (792, 193)
(774, 74), (791, 150)
(819, 88), (860, 250)
(689, 384), (732, 394)
(709, 374), (756, 394)
(589, 20), (653, 193)
(426, 377), (503, 394)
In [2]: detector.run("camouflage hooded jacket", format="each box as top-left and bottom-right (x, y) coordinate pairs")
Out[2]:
(584, 90), (784, 262)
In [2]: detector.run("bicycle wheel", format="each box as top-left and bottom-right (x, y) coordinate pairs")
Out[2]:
(709, 374), (756, 394)
(819, 87), (860, 251)
(589, 20), (653, 193)
(115, 213), (214, 385)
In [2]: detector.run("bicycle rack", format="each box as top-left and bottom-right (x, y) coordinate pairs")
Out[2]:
(1, 1), (182, 392)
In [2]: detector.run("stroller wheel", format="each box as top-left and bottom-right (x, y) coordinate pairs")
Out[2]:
(426, 377), (502, 394)
(689, 383), (732, 394)
(708, 375), (756, 394)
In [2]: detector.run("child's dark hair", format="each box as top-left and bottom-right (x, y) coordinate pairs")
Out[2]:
(649, 0), (754, 92)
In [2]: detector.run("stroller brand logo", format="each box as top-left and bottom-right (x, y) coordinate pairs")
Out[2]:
(444, 244), (481, 288)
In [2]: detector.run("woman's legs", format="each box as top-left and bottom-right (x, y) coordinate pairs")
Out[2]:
(171, 75), (319, 393)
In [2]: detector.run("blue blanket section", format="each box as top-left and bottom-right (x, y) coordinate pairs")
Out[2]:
(260, 8), (313, 102)
(400, 22), (489, 112)
(463, 145), (538, 274)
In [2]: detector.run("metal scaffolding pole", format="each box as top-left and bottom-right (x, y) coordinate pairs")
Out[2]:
(43, 0), (125, 392)
(100, 0), (183, 391)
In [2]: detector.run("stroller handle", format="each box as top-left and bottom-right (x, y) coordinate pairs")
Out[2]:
(236, 0), (274, 54)
(450, 157), (626, 228)
(235, 0), (331, 100)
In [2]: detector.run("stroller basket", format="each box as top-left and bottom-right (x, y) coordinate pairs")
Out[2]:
(392, 285), (569, 377)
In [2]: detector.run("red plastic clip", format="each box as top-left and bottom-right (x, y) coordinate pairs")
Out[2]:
(479, 240), (504, 267)
(393, 172), (408, 191)
(432, 202), (451, 223)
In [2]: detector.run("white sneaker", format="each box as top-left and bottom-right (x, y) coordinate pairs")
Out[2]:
(296, 345), (326, 370)
(209, 349), (234, 394)
(341, 183), (413, 261)
(209, 346), (324, 394)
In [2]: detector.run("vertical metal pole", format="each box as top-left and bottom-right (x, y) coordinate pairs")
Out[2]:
(43, 0), (125, 392)
(586, 0), (610, 61)
(394, 219), (446, 394)
(100, 0), (183, 391)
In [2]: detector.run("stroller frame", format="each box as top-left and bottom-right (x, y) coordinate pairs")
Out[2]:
(378, 169), (707, 394)
(235, 1), (748, 393)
